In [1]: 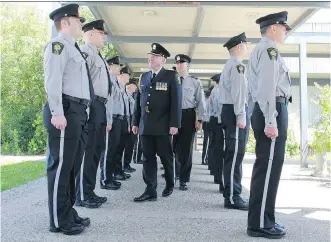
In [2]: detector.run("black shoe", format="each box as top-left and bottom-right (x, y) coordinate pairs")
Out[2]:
(161, 173), (165, 178)
(247, 227), (285, 239)
(214, 178), (221, 184)
(113, 180), (122, 186)
(92, 193), (107, 204)
(100, 183), (120, 190)
(74, 216), (90, 227)
(160, 166), (164, 170)
(49, 222), (85, 235)
(124, 165), (136, 173)
(134, 192), (157, 202)
(114, 174), (127, 180)
(275, 222), (285, 230)
(162, 187), (173, 197)
(224, 198), (248, 210)
(75, 199), (102, 209)
(136, 160), (143, 164)
(179, 183), (188, 191)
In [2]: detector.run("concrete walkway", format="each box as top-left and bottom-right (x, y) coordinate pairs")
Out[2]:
(1, 151), (330, 242)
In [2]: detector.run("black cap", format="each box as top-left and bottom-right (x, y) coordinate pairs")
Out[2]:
(210, 74), (221, 83)
(107, 56), (121, 65)
(129, 77), (138, 85)
(82, 20), (108, 34)
(120, 66), (131, 75)
(223, 32), (249, 50)
(147, 43), (171, 58)
(256, 11), (291, 31)
(204, 90), (211, 98)
(49, 4), (85, 23)
(174, 54), (191, 63)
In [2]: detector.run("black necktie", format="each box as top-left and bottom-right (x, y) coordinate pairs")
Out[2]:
(74, 42), (95, 100)
(116, 79), (127, 116)
(98, 52), (113, 97)
(152, 73), (156, 81)
(180, 76), (184, 85)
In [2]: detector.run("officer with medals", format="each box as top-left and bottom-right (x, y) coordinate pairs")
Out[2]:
(247, 11), (291, 239)
(219, 32), (250, 210)
(173, 54), (206, 191)
(75, 20), (110, 209)
(132, 43), (181, 202)
(43, 3), (91, 235)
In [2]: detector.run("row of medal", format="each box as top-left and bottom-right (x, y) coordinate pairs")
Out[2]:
(155, 82), (168, 91)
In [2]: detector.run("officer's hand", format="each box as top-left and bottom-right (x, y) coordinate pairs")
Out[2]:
(132, 126), (139, 135)
(51, 115), (67, 130)
(264, 127), (278, 139)
(106, 124), (112, 132)
(169, 127), (178, 135)
(237, 121), (246, 129)
(195, 122), (202, 131)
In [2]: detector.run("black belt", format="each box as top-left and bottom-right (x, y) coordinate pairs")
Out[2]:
(113, 114), (128, 120)
(63, 94), (90, 106)
(95, 95), (107, 104)
(182, 108), (195, 113)
(276, 96), (289, 105)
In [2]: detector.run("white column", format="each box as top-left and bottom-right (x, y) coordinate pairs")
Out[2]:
(299, 41), (309, 168)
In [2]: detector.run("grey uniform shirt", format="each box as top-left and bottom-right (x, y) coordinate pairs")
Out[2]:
(209, 87), (222, 123)
(80, 43), (109, 98)
(219, 56), (247, 124)
(43, 33), (90, 116)
(247, 36), (291, 128)
(105, 74), (130, 126)
(181, 75), (206, 120)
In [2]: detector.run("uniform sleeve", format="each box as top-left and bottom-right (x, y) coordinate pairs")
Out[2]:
(230, 63), (247, 124)
(43, 41), (68, 116)
(203, 97), (210, 122)
(257, 48), (279, 128)
(132, 74), (142, 127)
(195, 78), (206, 121)
(170, 72), (181, 128)
(106, 93), (113, 125)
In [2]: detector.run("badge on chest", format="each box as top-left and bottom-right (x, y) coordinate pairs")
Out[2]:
(156, 82), (168, 91)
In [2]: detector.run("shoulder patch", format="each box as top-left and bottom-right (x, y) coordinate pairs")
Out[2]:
(267, 48), (278, 61)
(82, 52), (88, 60)
(52, 42), (64, 55)
(236, 64), (245, 74)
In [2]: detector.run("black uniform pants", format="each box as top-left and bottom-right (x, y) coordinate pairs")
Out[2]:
(133, 135), (144, 163)
(210, 121), (225, 185)
(99, 117), (126, 185)
(113, 119), (130, 174)
(123, 131), (135, 168)
(208, 116), (219, 173)
(248, 102), (288, 229)
(221, 105), (248, 202)
(76, 100), (106, 201)
(43, 98), (88, 228)
(175, 109), (196, 183)
(202, 122), (210, 164)
(141, 135), (174, 196)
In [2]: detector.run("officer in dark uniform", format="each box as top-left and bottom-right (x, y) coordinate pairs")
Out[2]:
(247, 12), (291, 239)
(174, 54), (206, 191)
(75, 20), (110, 209)
(43, 3), (91, 235)
(132, 43), (181, 202)
(220, 32), (249, 209)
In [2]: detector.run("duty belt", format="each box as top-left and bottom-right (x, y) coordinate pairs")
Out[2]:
(276, 96), (289, 105)
(95, 95), (107, 104)
(182, 108), (195, 113)
(62, 94), (90, 106)
(113, 114), (128, 120)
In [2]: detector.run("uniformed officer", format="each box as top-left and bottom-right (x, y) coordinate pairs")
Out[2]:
(174, 54), (206, 191)
(99, 56), (127, 190)
(208, 74), (225, 193)
(219, 32), (249, 210)
(247, 11), (291, 239)
(74, 20), (111, 209)
(132, 43), (181, 202)
(43, 3), (91, 235)
(120, 67), (138, 173)
(201, 90), (211, 165)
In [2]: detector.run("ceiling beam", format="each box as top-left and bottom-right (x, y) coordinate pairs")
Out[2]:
(188, 7), (205, 58)
(89, 6), (134, 73)
(289, 8), (320, 34)
(70, 1), (331, 8)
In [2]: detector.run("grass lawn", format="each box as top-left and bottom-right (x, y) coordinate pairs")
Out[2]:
(1, 160), (46, 192)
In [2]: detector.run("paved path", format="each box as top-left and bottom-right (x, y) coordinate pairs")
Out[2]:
(1, 152), (330, 242)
